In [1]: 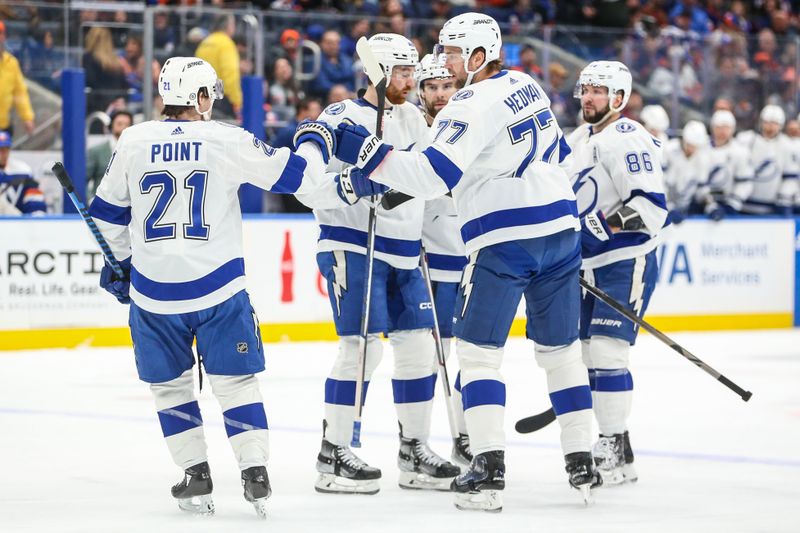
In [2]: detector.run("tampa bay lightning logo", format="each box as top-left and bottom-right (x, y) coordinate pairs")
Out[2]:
(571, 166), (599, 217)
(325, 102), (345, 115)
(452, 89), (474, 101)
(753, 159), (777, 183)
(616, 121), (635, 133)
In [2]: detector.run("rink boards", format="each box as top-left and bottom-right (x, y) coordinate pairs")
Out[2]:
(0, 215), (797, 350)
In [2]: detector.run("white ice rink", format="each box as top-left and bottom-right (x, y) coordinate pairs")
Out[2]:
(1, 329), (798, 532)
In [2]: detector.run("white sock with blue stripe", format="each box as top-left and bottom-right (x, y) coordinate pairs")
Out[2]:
(456, 340), (506, 454)
(208, 374), (269, 470)
(151, 369), (208, 470)
(588, 336), (633, 435)
(390, 329), (437, 441)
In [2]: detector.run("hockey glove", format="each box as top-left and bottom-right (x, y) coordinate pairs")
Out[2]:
(580, 211), (613, 257)
(668, 208), (687, 225)
(335, 167), (388, 205)
(100, 256), (131, 304)
(334, 123), (392, 176)
(293, 119), (337, 164)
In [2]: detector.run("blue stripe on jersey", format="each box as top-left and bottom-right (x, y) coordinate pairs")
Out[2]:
(582, 231), (652, 259)
(422, 146), (463, 190)
(627, 189), (667, 210)
(783, 173), (799, 179)
(549, 385), (592, 415)
(270, 152), (307, 194)
(462, 379), (506, 409)
(593, 368), (633, 392)
(157, 401), (203, 438)
(392, 374), (436, 404)
(542, 135), (560, 163)
(734, 176), (753, 183)
(131, 257), (245, 301)
(222, 403), (269, 438)
(558, 135), (572, 162)
(427, 252), (468, 272)
(454, 371), (462, 392)
(89, 195), (132, 226)
(460, 199), (578, 244)
(324, 378), (371, 406)
(318, 224), (421, 257)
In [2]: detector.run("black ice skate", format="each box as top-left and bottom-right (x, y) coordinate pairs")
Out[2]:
(451, 432), (473, 471)
(315, 421), (381, 495)
(622, 430), (638, 483)
(593, 433), (626, 485)
(397, 428), (460, 490)
(242, 466), (271, 519)
(451, 450), (505, 512)
(565, 451), (602, 506)
(171, 461), (214, 515)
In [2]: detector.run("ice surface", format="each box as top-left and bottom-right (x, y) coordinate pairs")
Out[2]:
(1, 330), (798, 532)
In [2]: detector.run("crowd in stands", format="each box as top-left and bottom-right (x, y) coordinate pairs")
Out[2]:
(2, 1), (800, 214)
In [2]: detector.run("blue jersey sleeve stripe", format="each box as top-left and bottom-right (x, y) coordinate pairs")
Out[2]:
(392, 374), (437, 404)
(318, 224), (421, 257)
(558, 135), (572, 163)
(581, 231), (652, 258)
(270, 151), (307, 194)
(426, 253), (468, 272)
(626, 189), (667, 210)
(460, 199), (578, 244)
(422, 146), (463, 190)
(88, 195), (132, 226)
(131, 257), (245, 301)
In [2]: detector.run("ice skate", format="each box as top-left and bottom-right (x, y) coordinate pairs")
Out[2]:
(242, 466), (271, 519)
(593, 433), (626, 485)
(451, 432), (473, 471)
(397, 430), (460, 490)
(451, 451), (505, 512)
(622, 430), (638, 483)
(565, 452), (602, 506)
(315, 437), (382, 495)
(171, 461), (214, 515)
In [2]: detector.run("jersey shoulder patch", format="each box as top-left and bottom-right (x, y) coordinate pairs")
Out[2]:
(324, 102), (346, 115)
(451, 89), (474, 102)
(615, 121), (637, 133)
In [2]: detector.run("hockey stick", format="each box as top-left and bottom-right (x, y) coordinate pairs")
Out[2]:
(419, 245), (459, 441)
(52, 162), (125, 278)
(351, 37), (387, 448)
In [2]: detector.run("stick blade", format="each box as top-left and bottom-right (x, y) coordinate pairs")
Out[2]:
(356, 36), (386, 87)
(515, 408), (557, 434)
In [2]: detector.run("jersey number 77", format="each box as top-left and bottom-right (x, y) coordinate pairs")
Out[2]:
(507, 108), (554, 178)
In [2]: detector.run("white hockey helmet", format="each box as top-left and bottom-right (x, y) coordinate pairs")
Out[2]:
(710, 109), (736, 129)
(367, 33), (419, 80)
(641, 105), (670, 134)
(574, 61), (633, 113)
(760, 104), (786, 126)
(159, 57), (223, 119)
(437, 12), (502, 87)
(682, 120), (709, 147)
(416, 53), (453, 93)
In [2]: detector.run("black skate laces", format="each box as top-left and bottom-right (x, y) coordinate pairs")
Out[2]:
(457, 434), (471, 455)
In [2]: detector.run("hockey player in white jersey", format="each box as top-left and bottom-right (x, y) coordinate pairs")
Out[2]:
(88, 57), (334, 518)
(331, 14), (599, 511)
(663, 120), (710, 223)
(740, 105), (799, 215)
(566, 60), (668, 485)
(694, 109), (753, 219)
(416, 53), (472, 468)
(295, 34), (460, 495)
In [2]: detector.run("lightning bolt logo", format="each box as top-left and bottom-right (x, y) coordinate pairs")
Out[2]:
(459, 252), (478, 318)
(331, 250), (347, 317)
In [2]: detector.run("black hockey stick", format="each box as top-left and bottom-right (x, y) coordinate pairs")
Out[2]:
(351, 37), (387, 448)
(52, 162), (126, 278)
(515, 408), (556, 434)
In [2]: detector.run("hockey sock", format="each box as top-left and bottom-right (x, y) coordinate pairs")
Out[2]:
(151, 369), (208, 470)
(208, 374), (269, 469)
(391, 328), (437, 441)
(457, 340), (506, 454)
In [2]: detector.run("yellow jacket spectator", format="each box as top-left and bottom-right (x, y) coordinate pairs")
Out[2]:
(195, 15), (241, 113)
(0, 21), (35, 135)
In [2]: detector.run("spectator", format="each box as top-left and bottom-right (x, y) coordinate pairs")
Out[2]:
(86, 109), (133, 201)
(513, 45), (543, 79)
(269, 58), (301, 122)
(153, 11), (177, 56)
(196, 14), (242, 116)
(547, 62), (577, 127)
(20, 28), (60, 93)
(174, 27), (208, 59)
(120, 35), (161, 104)
(327, 84), (352, 105)
(82, 27), (129, 114)
(668, 1), (713, 35)
(278, 28), (301, 64)
(0, 21), (35, 136)
(0, 130), (45, 215)
(340, 18), (370, 58)
(310, 30), (355, 98)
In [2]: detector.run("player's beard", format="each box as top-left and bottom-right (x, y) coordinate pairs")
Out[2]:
(386, 84), (409, 105)
(583, 102), (611, 124)
(424, 97), (445, 119)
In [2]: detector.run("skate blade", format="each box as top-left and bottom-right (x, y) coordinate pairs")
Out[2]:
(578, 484), (594, 507)
(598, 467), (626, 486)
(398, 471), (455, 491)
(453, 490), (503, 513)
(315, 473), (380, 495)
(177, 494), (215, 515)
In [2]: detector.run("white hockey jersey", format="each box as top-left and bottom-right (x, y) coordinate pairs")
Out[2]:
(662, 138), (710, 212)
(701, 138), (754, 210)
(565, 117), (668, 269)
(422, 195), (466, 283)
(297, 98), (430, 270)
(741, 133), (799, 213)
(90, 119), (325, 314)
(366, 69), (579, 254)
